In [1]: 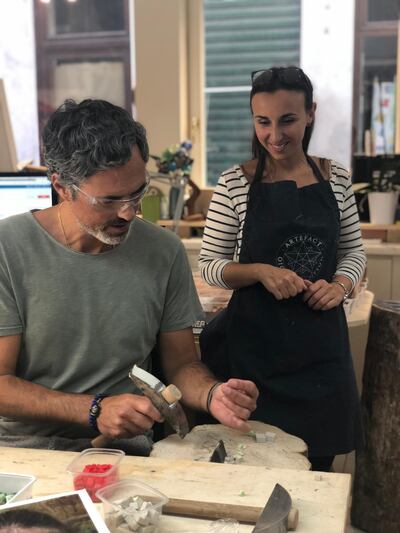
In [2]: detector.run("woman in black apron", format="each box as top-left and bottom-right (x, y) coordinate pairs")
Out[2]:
(200, 67), (365, 471)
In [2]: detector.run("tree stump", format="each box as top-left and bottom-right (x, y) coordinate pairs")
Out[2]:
(351, 301), (400, 533)
(151, 421), (310, 470)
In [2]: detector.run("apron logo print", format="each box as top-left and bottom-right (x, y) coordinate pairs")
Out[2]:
(275, 234), (326, 280)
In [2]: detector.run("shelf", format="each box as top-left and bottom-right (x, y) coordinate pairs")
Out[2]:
(157, 219), (206, 228)
(360, 223), (399, 229)
(361, 223), (400, 242)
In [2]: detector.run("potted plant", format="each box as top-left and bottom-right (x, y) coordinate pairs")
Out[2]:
(356, 167), (399, 225)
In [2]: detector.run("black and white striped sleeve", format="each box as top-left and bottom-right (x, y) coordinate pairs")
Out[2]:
(199, 169), (242, 288)
(331, 162), (367, 288)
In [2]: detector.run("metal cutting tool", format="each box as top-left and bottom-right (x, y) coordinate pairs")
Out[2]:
(252, 483), (299, 532)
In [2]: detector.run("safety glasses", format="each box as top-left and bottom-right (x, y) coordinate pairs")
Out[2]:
(72, 173), (150, 212)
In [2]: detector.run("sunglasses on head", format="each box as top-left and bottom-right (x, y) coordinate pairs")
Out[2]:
(251, 67), (312, 91)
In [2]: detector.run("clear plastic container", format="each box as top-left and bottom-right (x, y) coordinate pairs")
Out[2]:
(96, 478), (169, 532)
(0, 472), (36, 505)
(66, 448), (125, 502)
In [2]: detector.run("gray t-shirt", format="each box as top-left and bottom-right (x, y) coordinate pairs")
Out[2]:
(0, 213), (203, 438)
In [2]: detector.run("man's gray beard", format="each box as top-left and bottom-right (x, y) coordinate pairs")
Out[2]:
(77, 220), (129, 246)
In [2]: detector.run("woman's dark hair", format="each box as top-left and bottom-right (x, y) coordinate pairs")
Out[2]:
(249, 66), (314, 181)
(0, 508), (72, 532)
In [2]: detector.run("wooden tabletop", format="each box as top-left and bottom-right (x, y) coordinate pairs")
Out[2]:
(0, 446), (351, 532)
(192, 271), (232, 314)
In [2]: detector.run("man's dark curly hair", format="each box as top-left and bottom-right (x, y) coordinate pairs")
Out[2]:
(42, 99), (149, 189)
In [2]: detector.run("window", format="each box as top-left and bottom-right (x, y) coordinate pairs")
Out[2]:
(203, 0), (301, 185)
(34, 0), (132, 136)
(49, 0), (125, 34)
(367, 0), (399, 22)
(353, 0), (400, 153)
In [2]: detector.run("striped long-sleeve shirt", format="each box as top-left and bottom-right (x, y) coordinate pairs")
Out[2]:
(199, 160), (367, 289)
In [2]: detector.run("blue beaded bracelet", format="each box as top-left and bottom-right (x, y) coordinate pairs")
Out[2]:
(88, 393), (108, 431)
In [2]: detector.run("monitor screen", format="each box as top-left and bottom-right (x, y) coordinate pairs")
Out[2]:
(0, 172), (55, 220)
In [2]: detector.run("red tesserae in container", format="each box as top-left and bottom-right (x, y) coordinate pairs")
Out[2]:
(73, 464), (117, 501)
(66, 448), (125, 502)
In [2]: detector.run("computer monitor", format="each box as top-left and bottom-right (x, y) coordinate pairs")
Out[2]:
(0, 172), (56, 220)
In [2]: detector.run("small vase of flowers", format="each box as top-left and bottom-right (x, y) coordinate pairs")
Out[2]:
(151, 141), (201, 220)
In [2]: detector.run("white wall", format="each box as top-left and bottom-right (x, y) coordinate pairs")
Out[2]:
(0, 0), (39, 165)
(134, 0), (189, 166)
(134, 0), (205, 184)
(301, 0), (355, 169)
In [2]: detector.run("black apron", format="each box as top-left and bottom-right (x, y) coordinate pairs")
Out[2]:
(200, 158), (362, 456)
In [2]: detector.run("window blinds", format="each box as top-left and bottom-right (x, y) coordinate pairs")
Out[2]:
(204, 0), (301, 185)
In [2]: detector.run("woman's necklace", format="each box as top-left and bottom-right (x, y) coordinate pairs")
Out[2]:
(57, 203), (70, 248)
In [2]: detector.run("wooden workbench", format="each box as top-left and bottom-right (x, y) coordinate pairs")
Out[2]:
(0, 447), (351, 532)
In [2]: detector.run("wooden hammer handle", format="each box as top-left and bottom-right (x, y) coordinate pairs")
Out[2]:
(164, 497), (261, 523)
(288, 507), (299, 530)
(161, 384), (182, 404)
(91, 434), (111, 448)
(164, 498), (299, 529)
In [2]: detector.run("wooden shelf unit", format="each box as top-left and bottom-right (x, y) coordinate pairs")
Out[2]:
(360, 223), (400, 242)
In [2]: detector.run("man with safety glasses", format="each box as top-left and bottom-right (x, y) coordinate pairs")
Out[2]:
(0, 99), (258, 453)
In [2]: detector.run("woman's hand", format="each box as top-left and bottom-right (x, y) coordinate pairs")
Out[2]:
(255, 264), (307, 300)
(303, 279), (345, 310)
(209, 379), (259, 433)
